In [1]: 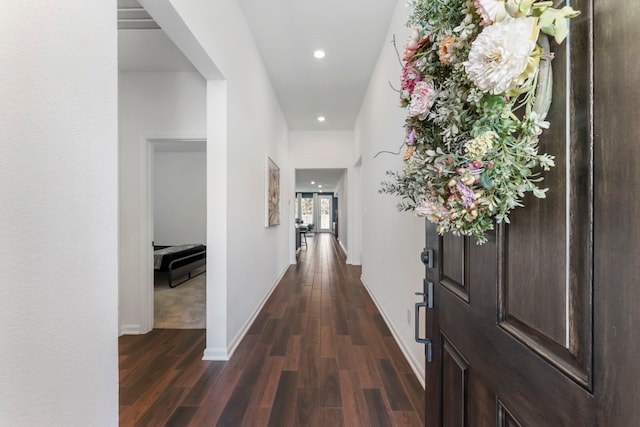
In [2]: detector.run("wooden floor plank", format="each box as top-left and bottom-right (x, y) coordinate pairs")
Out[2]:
(250, 356), (285, 409)
(319, 357), (342, 408)
(118, 234), (425, 426)
(164, 406), (198, 427)
(267, 371), (299, 427)
(296, 387), (320, 426)
(378, 358), (414, 412)
(363, 388), (394, 427)
(215, 386), (254, 427)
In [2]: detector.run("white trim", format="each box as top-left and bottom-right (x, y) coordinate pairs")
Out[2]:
(338, 240), (348, 258)
(361, 274), (426, 389)
(119, 324), (142, 336)
(141, 136), (207, 335)
(203, 348), (230, 361)
(227, 264), (289, 358)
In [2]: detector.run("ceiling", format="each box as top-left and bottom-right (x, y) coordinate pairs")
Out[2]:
(118, 0), (394, 191)
(296, 169), (346, 194)
(237, 0), (397, 131)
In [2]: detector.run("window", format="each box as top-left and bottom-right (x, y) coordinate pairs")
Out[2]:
(301, 198), (314, 225)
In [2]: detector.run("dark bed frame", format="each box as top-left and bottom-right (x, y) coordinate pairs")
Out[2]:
(154, 245), (207, 288)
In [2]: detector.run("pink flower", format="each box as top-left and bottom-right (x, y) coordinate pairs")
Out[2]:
(403, 28), (429, 62)
(408, 81), (436, 120)
(474, 0), (507, 27)
(400, 66), (421, 93)
(416, 196), (450, 221)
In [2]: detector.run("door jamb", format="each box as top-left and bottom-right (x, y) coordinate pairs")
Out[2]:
(140, 137), (207, 332)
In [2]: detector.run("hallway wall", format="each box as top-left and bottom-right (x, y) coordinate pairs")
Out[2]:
(146, 0), (291, 357)
(0, 2), (118, 424)
(354, 0), (427, 381)
(118, 71), (206, 334)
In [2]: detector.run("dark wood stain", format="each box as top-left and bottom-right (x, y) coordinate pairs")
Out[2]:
(267, 371), (299, 427)
(119, 234), (424, 426)
(216, 386), (254, 427)
(163, 406), (198, 427)
(363, 388), (393, 427)
(378, 358), (414, 411)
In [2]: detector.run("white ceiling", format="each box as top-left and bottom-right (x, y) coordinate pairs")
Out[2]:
(296, 169), (346, 193)
(118, 1), (395, 192)
(237, 0), (397, 130)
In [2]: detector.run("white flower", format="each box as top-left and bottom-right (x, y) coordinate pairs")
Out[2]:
(408, 81), (437, 120)
(465, 131), (497, 159)
(464, 17), (538, 95)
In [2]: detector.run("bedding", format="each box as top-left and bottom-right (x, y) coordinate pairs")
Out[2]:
(154, 244), (206, 287)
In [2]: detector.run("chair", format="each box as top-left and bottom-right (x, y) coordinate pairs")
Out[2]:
(299, 225), (308, 247)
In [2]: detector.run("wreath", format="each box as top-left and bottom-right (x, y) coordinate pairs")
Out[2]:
(380, 0), (579, 243)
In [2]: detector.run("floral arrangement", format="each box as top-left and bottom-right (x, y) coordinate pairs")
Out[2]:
(380, 0), (579, 243)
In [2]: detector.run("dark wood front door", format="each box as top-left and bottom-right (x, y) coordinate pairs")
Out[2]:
(423, 0), (640, 424)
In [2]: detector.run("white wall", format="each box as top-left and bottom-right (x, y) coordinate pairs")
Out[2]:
(354, 0), (427, 383)
(119, 71), (206, 333)
(154, 151), (207, 245)
(289, 130), (354, 262)
(289, 130), (354, 168)
(0, 2), (118, 424)
(335, 173), (349, 253)
(144, 0), (291, 358)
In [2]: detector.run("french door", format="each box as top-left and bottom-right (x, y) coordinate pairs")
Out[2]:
(317, 194), (333, 233)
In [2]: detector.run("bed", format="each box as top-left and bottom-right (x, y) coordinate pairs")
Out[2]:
(154, 244), (206, 288)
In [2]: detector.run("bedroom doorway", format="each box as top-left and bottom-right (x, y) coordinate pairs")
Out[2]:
(148, 139), (207, 329)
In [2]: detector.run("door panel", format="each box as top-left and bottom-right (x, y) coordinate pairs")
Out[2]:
(442, 339), (468, 426)
(497, 401), (522, 427)
(424, 0), (596, 424)
(441, 235), (469, 302)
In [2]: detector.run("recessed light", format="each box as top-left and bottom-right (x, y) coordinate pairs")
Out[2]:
(317, 116), (325, 122)
(313, 49), (325, 59)
(318, 185), (323, 188)
(310, 181), (315, 185)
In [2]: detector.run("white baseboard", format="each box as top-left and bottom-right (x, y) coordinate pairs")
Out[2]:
(203, 347), (230, 361)
(338, 240), (348, 257)
(119, 324), (142, 336)
(214, 263), (290, 361)
(360, 275), (426, 389)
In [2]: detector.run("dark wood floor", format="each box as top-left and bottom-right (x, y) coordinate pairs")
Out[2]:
(119, 233), (426, 426)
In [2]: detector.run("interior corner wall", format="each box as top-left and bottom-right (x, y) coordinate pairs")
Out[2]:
(0, 2), (118, 424)
(289, 130), (354, 261)
(118, 71), (206, 333)
(154, 151), (207, 246)
(161, 0), (291, 357)
(354, 0), (426, 381)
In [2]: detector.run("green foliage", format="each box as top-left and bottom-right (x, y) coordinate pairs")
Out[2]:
(381, 0), (577, 244)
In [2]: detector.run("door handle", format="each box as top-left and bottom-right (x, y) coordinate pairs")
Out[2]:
(415, 281), (434, 362)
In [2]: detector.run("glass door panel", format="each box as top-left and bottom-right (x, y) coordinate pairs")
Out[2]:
(319, 195), (332, 232)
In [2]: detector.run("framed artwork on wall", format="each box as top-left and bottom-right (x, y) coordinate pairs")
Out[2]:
(266, 156), (280, 227)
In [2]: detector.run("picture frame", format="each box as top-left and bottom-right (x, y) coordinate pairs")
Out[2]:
(266, 156), (280, 227)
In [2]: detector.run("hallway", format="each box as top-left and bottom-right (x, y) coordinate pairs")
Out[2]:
(119, 233), (425, 426)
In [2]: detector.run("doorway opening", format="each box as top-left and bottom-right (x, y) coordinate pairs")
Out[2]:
(150, 140), (207, 329)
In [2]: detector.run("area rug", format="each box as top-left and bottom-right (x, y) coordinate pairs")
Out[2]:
(154, 270), (206, 329)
